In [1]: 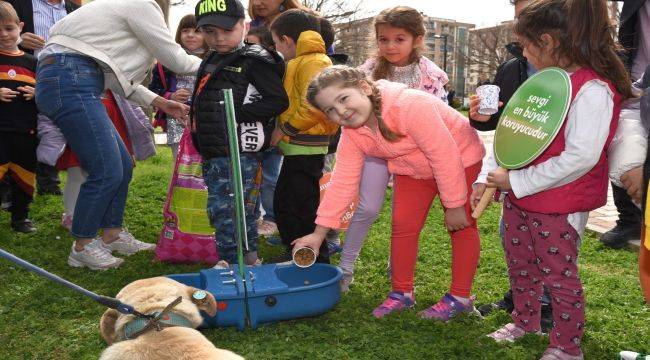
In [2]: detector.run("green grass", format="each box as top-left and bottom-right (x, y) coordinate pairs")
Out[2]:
(0, 147), (648, 359)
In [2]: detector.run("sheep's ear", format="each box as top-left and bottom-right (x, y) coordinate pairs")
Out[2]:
(100, 309), (119, 345)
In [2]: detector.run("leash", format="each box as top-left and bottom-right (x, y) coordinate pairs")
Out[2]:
(124, 296), (185, 340)
(0, 247), (150, 318)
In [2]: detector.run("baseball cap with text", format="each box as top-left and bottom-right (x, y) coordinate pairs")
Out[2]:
(195, 0), (245, 30)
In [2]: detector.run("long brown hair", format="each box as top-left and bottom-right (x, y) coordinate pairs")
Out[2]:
(175, 14), (209, 56)
(248, 0), (310, 24)
(514, 0), (633, 99)
(371, 6), (426, 81)
(307, 65), (404, 142)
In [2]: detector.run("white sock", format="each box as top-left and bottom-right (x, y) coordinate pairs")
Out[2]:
(451, 294), (470, 305)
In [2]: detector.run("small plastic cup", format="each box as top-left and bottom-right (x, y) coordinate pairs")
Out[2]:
(292, 247), (316, 268)
(476, 84), (500, 116)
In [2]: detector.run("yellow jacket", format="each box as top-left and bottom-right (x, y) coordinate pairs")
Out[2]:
(278, 30), (339, 155)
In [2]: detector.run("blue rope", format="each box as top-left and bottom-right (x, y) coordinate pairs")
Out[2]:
(0, 247), (137, 315)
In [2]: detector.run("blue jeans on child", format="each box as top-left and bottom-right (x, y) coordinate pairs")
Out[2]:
(255, 147), (282, 222)
(202, 154), (261, 263)
(35, 54), (132, 238)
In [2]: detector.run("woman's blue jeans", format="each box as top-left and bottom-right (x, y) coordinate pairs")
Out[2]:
(35, 54), (132, 238)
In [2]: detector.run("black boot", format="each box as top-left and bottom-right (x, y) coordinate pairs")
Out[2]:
(600, 223), (641, 249)
(11, 219), (36, 233)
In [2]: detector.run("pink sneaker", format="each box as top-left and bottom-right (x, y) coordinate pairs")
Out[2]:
(418, 293), (480, 322)
(372, 291), (415, 318)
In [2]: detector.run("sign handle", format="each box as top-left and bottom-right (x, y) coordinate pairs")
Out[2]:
(471, 187), (497, 219)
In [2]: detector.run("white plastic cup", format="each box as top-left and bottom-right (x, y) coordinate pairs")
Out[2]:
(292, 247), (316, 268)
(476, 85), (500, 116)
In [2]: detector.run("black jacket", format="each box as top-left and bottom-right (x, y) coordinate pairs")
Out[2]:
(190, 44), (289, 160)
(613, 0), (647, 68)
(469, 42), (529, 131)
(6, 0), (79, 54)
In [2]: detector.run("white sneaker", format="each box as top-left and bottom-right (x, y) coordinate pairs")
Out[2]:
(68, 239), (124, 270)
(257, 219), (278, 236)
(102, 230), (156, 256)
(213, 260), (230, 269)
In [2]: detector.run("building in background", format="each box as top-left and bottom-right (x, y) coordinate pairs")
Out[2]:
(465, 20), (516, 95)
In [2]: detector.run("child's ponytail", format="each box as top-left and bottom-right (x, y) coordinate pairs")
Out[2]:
(307, 65), (404, 142)
(515, 0), (633, 99)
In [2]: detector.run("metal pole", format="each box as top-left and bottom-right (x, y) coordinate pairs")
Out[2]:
(222, 89), (248, 277)
(443, 35), (448, 73)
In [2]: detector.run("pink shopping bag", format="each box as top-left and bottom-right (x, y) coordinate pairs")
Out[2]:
(155, 129), (218, 264)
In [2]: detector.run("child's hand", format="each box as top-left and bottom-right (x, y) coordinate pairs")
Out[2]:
(270, 127), (284, 146)
(444, 206), (469, 232)
(621, 166), (643, 204)
(468, 94), (503, 122)
(171, 88), (191, 103)
(487, 167), (511, 191)
(291, 226), (329, 258)
(17, 86), (34, 101)
(470, 183), (487, 211)
(0, 87), (19, 102)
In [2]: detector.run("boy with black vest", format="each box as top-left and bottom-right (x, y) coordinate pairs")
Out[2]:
(191, 0), (289, 266)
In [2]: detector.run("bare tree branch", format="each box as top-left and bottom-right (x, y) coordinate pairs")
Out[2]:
(301, 0), (362, 22)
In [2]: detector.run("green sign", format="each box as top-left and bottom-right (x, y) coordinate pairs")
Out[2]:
(494, 67), (571, 169)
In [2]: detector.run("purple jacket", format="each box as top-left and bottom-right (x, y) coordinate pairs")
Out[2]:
(37, 95), (156, 166)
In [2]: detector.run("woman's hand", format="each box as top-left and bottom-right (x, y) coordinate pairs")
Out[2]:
(291, 225), (329, 257)
(0, 87), (19, 102)
(468, 94), (503, 122)
(444, 206), (470, 232)
(17, 85), (34, 101)
(19, 32), (45, 51)
(170, 88), (191, 103)
(621, 166), (643, 204)
(470, 183), (487, 211)
(487, 167), (511, 191)
(152, 96), (190, 125)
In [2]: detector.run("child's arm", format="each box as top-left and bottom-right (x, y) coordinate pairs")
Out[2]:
(315, 130), (366, 229)
(278, 58), (331, 136)
(405, 93), (468, 209)
(508, 80), (614, 198)
(294, 130), (366, 255)
(238, 60), (289, 125)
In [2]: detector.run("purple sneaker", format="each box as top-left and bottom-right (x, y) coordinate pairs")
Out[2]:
(419, 293), (479, 322)
(372, 291), (415, 318)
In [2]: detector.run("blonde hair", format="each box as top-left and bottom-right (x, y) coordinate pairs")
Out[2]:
(0, 1), (20, 24)
(307, 65), (404, 142)
(372, 6), (426, 81)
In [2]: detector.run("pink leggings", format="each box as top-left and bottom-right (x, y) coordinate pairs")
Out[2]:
(390, 162), (482, 297)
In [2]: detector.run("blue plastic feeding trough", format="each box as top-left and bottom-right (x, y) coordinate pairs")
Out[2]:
(168, 263), (342, 330)
(167, 89), (342, 330)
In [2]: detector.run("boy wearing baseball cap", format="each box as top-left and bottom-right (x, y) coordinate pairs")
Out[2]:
(191, 0), (289, 266)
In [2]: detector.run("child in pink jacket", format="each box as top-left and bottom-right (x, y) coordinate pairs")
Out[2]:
(340, 6), (450, 293)
(294, 65), (485, 321)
